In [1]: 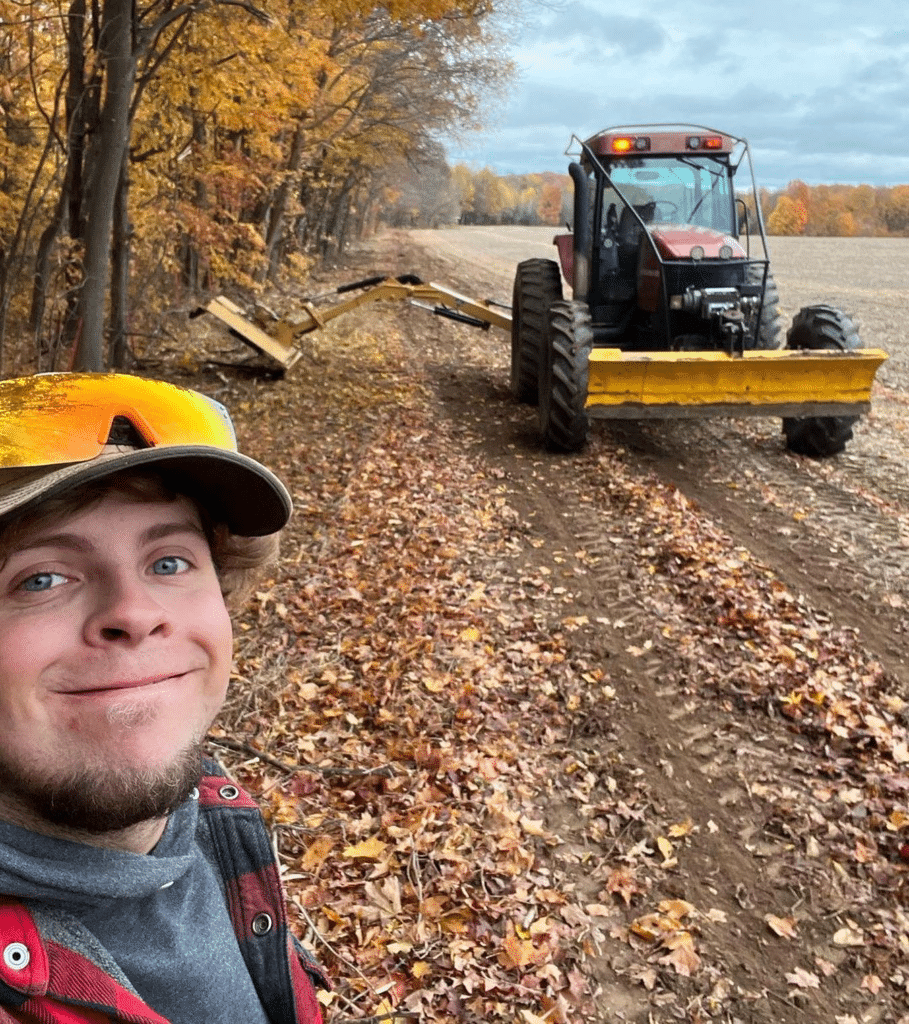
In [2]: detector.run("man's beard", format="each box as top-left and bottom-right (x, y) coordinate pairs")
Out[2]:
(0, 743), (204, 834)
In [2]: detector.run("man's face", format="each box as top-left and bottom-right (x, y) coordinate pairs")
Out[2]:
(0, 490), (233, 834)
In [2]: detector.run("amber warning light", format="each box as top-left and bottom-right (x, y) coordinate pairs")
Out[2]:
(611, 136), (651, 153)
(687, 135), (723, 150)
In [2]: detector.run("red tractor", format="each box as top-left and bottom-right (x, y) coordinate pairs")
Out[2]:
(511, 124), (886, 456)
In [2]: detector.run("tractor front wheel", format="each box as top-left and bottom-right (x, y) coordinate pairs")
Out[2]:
(511, 259), (562, 405)
(539, 300), (593, 452)
(782, 304), (862, 458)
(746, 265), (783, 350)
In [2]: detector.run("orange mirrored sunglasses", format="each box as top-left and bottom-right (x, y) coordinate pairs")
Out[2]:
(0, 373), (237, 469)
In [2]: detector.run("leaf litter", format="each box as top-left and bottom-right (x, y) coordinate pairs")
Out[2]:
(176, 237), (909, 1024)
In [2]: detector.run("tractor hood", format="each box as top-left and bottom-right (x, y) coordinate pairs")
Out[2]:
(649, 225), (747, 261)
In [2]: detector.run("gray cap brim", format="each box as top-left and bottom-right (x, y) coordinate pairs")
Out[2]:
(0, 445), (292, 536)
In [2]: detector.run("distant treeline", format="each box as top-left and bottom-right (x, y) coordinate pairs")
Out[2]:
(379, 162), (909, 237)
(754, 181), (909, 236)
(380, 164), (571, 228)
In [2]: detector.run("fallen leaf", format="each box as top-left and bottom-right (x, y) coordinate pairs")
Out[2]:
(668, 818), (694, 838)
(814, 957), (838, 977)
(604, 867), (641, 905)
(765, 914), (798, 939)
(519, 815), (546, 836)
(299, 835), (334, 872)
(502, 933), (538, 970)
(656, 836), (676, 865)
(661, 940), (701, 976)
(832, 927), (865, 947)
(658, 899), (694, 920)
(341, 835), (387, 860)
(785, 967), (820, 989)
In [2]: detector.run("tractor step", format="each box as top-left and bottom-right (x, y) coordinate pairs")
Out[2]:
(585, 347), (888, 419)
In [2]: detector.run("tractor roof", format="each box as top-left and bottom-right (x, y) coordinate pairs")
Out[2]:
(583, 124), (740, 160)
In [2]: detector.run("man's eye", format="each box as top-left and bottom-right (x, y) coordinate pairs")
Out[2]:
(20, 572), (67, 592)
(153, 556), (190, 576)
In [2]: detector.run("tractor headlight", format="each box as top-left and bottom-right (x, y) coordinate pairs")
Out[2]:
(719, 244), (733, 259)
(690, 245), (705, 261)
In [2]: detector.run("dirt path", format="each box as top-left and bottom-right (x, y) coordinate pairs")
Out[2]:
(404, 228), (909, 686)
(187, 228), (909, 1024)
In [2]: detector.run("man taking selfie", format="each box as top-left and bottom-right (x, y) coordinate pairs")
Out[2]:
(0, 372), (327, 1023)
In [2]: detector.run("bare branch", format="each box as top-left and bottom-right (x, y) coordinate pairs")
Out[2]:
(205, 735), (400, 778)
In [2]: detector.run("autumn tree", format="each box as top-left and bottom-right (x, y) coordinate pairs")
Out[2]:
(450, 164), (475, 222)
(883, 186), (909, 233)
(469, 167), (511, 223)
(0, 0), (513, 374)
(537, 181), (562, 225)
(292, 7), (509, 255)
(513, 184), (539, 225)
(766, 195), (808, 236)
(378, 144), (461, 228)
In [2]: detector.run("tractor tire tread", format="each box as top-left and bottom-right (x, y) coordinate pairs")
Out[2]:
(511, 259), (562, 405)
(539, 300), (592, 452)
(745, 264), (783, 350)
(782, 304), (862, 458)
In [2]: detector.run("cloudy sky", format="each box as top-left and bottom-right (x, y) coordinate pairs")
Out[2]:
(445, 0), (909, 187)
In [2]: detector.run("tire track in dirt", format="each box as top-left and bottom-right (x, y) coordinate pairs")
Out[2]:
(595, 414), (909, 681)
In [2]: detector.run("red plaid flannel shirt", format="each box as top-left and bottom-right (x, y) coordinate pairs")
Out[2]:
(0, 764), (328, 1023)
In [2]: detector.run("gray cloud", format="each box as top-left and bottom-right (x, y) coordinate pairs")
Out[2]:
(444, 0), (909, 186)
(521, 2), (666, 56)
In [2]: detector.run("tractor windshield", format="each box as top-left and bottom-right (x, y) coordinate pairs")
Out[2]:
(604, 155), (735, 235)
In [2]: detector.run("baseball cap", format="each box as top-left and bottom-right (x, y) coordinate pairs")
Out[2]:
(0, 373), (292, 536)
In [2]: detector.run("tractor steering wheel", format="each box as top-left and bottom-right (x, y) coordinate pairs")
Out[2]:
(652, 200), (679, 221)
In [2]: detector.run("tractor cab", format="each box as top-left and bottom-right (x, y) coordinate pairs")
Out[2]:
(556, 125), (774, 353)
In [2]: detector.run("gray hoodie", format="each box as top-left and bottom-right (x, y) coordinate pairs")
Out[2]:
(0, 793), (271, 1023)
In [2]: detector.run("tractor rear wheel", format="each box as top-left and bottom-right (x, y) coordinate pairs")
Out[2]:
(782, 304), (862, 458)
(746, 265), (783, 350)
(539, 300), (593, 452)
(511, 258), (562, 404)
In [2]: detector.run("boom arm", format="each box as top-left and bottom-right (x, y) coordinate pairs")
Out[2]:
(191, 275), (511, 369)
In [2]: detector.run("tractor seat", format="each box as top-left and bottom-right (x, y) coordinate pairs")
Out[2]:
(618, 202), (656, 247)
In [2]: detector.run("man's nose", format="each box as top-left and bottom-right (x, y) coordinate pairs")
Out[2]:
(84, 577), (173, 645)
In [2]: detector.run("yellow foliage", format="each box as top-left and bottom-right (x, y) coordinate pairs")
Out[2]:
(767, 195), (808, 236)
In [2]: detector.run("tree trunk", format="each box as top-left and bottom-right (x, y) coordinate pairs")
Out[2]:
(73, 0), (136, 371)
(182, 108), (207, 293)
(30, 0), (89, 363)
(109, 149), (130, 368)
(262, 121), (305, 282)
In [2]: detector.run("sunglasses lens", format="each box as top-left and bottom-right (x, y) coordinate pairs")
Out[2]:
(0, 374), (237, 468)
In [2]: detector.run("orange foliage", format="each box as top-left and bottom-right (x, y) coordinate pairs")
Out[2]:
(537, 182), (563, 226)
(766, 195), (808, 236)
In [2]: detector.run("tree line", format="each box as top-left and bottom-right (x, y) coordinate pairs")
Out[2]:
(761, 181), (909, 237)
(379, 163), (569, 228)
(379, 163), (909, 239)
(0, 0), (511, 375)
